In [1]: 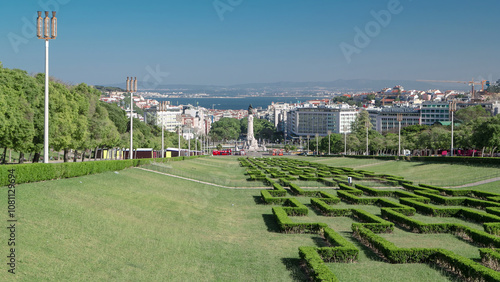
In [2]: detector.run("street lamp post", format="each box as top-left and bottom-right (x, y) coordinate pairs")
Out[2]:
(450, 101), (457, 157)
(37, 11), (57, 163)
(327, 130), (331, 155)
(188, 127), (191, 157)
(315, 133), (319, 156)
(365, 120), (369, 156)
(161, 124), (164, 158)
(307, 135), (310, 155)
(126, 77), (137, 159)
(397, 113), (403, 156)
(343, 125), (347, 155)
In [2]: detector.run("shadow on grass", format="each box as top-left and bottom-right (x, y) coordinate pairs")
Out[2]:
(253, 195), (264, 205)
(312, 235), (329, 247)
(281, 258), (308, 282)
(339, 231), (382, 262)
(306, 203), (323, 216)
(262, 214), (281, 233)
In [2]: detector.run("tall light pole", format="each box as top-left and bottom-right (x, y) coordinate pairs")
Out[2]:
(177, 126), (181, 157)
(161, 124), (164, 158)
(397, 113), (403, 156)
(315, 133), (319, 155)
(365, 120), (369, 156)
(343, 125), (347, 155)
(307, 135), (310, 155)
(126, 77), (137, 159)
(37, 11), (57, 163)
(188, 126), (191, 157)
(450, 101), (457, 157)
(327, 130), (331, 155)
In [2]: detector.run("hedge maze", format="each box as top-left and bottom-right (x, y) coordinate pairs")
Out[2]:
(239, 157), (500, 281)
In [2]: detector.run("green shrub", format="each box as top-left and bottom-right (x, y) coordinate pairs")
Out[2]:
(311, 198), (351, 217)
(480, 248), (500, 271)
(298, 247), (339, 282)
(354, 184), (393, 197)
(337, 190), (378, 205)
(273, 207), (327, 234)
(260, 190), (288, 204)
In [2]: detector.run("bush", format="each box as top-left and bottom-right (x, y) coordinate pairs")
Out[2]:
(0, 160), (135, 186)
(299, 247), (339, 282)
(355, 184), (393, 197)
(273, 207), (327, 234)
(337, 190), (378, 205)
(260, 190), (288, 205)
(311, 198), (351, 217)
(480, 248), (500, 271)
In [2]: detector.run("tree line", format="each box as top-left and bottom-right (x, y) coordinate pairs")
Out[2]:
(305, 106), (500, 156)
(209, 117), (282, 142)
(0, 63), (197, 163)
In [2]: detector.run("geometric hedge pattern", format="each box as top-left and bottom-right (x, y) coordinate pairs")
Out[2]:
(239, 157), (500, 281)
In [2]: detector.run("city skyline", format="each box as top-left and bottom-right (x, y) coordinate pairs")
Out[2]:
(1, 0), (499, 87)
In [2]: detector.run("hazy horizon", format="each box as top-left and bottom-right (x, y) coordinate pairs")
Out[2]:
(1, 0), (498, 87)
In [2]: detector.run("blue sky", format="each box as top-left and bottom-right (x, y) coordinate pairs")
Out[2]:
(1, 0), (499, 87)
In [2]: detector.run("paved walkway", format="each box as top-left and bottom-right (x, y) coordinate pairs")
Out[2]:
(136, 167), (266, 190)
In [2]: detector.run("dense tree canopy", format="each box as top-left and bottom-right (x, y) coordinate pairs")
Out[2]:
(209, 117), (280, 142)
(0, 63), (189, 162)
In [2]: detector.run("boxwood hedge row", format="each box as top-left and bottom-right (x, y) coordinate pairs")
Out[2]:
(0, 156), (206, 187)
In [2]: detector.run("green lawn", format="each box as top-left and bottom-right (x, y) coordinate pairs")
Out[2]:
(1, 156), (498, 281)
(3, 168), (313, 281)
(303, 157), (500, 187)
(144, 157), (265, 187)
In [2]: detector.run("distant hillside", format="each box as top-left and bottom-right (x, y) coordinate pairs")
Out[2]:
(102, 79), (471, 92)
(95, 85), (126, 92)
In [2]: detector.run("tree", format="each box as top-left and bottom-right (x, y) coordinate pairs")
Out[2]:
(346, 134), (361, 154)
(486, 79), (500, 93)
(210, 118), (240, 141)
(319, 134), (342, 154)
(455, 105), (490, 124)
(351, 110), (372, 140)
(473, 115), (500, 156)
(240, 117), (278, 141)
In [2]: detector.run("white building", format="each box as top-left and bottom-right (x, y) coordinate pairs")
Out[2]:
(156, 102), (182, 132)
(286, 105), (358, 138)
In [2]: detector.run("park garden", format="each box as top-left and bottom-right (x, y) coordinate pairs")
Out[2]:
(0, 155), (499, 281)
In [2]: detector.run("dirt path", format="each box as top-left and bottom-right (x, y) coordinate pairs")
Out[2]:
(446, 177), (500, 188)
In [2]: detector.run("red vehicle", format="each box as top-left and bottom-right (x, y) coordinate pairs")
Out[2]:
(212, 149), (232, 156)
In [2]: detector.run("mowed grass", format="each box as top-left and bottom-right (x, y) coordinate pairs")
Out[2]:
(3, 168), (316, 281)
(2, 156), (498, 281)
(302, 157), (500, 187)
(145, 157), (265, 187)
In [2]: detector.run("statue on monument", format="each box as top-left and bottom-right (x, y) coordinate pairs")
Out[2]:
(244, 104), (262, 152)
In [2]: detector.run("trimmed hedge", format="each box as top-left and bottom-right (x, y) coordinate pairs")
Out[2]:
(354, 184), (393, 197)
(352, 225), (500, 281)
(0, 159), (135, 186)
(311, 198), (351, 217)
(299, 247), (339, 282)
(480, 248), (500, 271)
(272, 207), (327, 234)
(337, 190), (378, 205)
(486, 207), (500, 217)
(337, 183), (363, 196)
(0, 155), (211, 187)
(381, 208), (500, 248)
(260, 190), (288, 204)
(352, 209), (394, 233)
